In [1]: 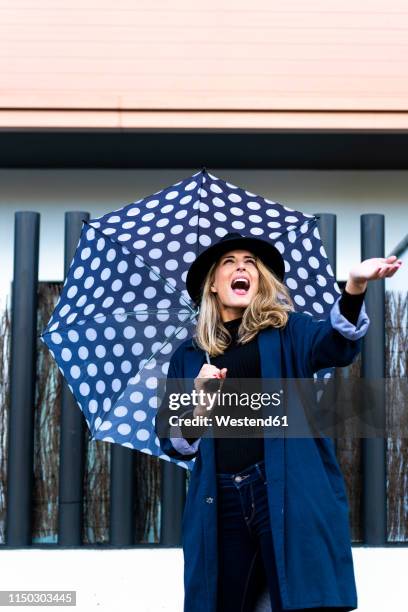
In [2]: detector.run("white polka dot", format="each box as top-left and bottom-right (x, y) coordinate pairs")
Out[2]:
(133, 240), (146, 249)
(136, 429), (149, 441)
(117, 423), (131, 436)
(113, 343), (125, 357)
(96, 380), (106, 393)
(81, 248), (91, 261)
(68, 330), (79, 342)
(74, 266), (84, 280)
(121, 360), (132, 373)
(103, 362), (114, 376)
(87, 363), (98, 376)
(104, 327), (116, 340)
(59, 304), (71, 317)
(61, 348), (72, 361)
(123, 326), (136, 339)
(112, 379), (121, 392)
(114, 406), (128, 418)
(84, 304), (95, 316)
(75, 295), (87, 308)
(122, 221), (136, 229)
(103, 398), (111, 411)
(70, 365), (81, 379)
(286, 278), (298, 290)
(305, 285), (316, 297)
(111, 279), (122, 292)
(79, 383), (90, 396)
(99, 421), (112, 431)
(132, 343), (144, 356)
(146, 376), (157, 389)
(123, 291), (135, 303)
(101, 268), (111, 281)
(117, 260), (128, 273)
(78, 346), (89, 359)
(127, 207), (140, 217)
(130, 391), (143, 403)
(231, 221), (245, 230)
(90, 257), (101, 271)
(144, 326), (157, 339)
(86, 328), (97, 342)
(93, 286), (105, 299)
(89, 400), (98, 414)
(130, 273), (142, 286)
(102, 296), (114, 308)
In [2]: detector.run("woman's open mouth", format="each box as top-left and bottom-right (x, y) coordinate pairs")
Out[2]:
(230, 277), (250, 296)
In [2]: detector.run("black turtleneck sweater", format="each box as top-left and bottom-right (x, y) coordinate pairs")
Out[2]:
(182, 287), (366, 473)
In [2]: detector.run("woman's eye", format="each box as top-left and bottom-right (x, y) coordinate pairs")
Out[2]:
(223, 259), (255, 264)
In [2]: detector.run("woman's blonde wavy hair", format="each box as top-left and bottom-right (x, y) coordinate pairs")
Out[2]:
(193, 253), (295, 357)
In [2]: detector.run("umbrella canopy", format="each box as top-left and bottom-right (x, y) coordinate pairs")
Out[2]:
(41, 168), (340, 468)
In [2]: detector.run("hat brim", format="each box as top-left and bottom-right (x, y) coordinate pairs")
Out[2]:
(185, 235), (285, 306)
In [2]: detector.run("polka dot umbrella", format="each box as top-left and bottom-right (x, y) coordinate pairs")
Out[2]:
(40, 168), (341, 470)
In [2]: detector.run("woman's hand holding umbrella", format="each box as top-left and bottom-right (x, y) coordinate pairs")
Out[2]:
(193, 364), (228, 417)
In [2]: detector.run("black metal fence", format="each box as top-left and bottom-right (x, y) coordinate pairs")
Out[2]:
(0, 211), (406, 547)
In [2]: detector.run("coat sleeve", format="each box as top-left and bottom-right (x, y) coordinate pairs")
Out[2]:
(289, 293), (370, 374)
(154, 347), (201, 461)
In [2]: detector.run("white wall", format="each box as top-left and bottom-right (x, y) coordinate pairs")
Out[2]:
(0, 547), (406, 611)
(0, 169), (406, 311)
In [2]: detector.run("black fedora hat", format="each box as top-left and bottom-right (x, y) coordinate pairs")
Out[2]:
(185, 232), (285, 306)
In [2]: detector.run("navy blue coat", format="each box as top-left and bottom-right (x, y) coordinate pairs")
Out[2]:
(155, 296), (370, 611)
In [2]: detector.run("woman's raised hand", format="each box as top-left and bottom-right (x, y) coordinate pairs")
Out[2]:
(347, 255), (403, 292)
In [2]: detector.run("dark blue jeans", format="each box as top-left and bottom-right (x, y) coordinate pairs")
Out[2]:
(216, 459), (283, 612)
